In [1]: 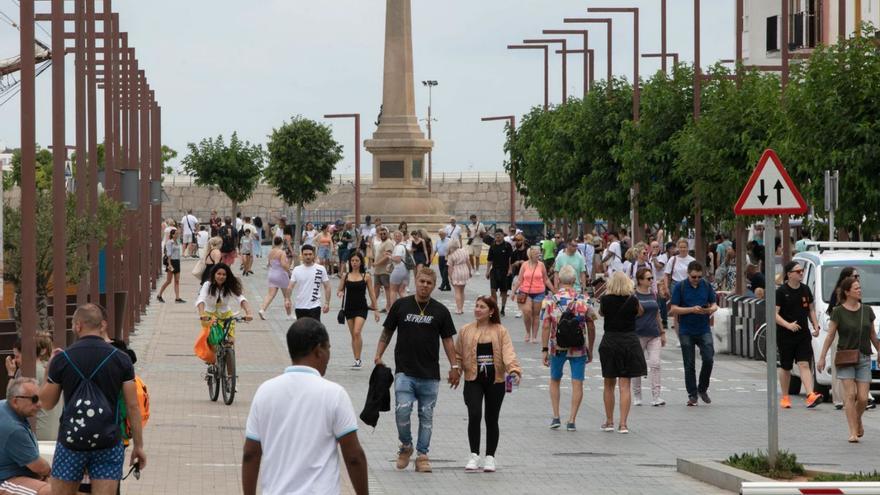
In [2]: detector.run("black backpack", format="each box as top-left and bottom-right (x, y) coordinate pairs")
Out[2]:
(59, 349), (120, 451)
(220, 225), (236, 252)
(554, 297), (585, 349)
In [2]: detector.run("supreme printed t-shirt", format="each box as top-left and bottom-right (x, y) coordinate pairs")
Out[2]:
(383, 296), (456, 380)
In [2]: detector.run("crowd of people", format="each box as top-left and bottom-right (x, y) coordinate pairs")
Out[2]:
(6, 209), (877, 495)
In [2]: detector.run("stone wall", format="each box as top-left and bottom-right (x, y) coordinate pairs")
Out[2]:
(1, 176), (543, 226)
(159, 179), (541, 225)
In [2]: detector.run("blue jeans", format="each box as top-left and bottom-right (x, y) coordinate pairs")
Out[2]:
(679, 332), (714, 398)
(395, 373), (440, 455)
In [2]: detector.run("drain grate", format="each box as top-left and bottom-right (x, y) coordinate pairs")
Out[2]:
(552, 452), (617, 458)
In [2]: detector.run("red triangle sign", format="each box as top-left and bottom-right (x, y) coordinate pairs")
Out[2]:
(734, 149), (807, 216)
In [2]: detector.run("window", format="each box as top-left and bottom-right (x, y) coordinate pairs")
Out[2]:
(412, 159), (423, 179)
(789, 0), (821, 49)
(767, 15), (779, 52)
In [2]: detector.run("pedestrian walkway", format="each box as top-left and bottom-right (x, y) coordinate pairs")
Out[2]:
(123, 259), (879, 494)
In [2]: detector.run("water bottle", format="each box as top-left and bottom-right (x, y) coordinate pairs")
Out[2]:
(505, 374), (514, 393)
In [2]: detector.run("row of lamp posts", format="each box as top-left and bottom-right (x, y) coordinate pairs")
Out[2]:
(18, 0), (163, 377)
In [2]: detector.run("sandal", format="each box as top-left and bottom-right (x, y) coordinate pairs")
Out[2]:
(848, 436), (860, 443)
(617, 425), (629, 434)
(600, 422), (615, 432)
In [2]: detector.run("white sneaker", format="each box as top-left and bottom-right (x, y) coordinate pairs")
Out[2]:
(351, 359), (362, 370)
(652, 398), (667, 407)
(258, 309), (267, 320)
(633, 396), (642, 407)
(515, 311), (522, 318)
(286, 314), (295, 321)
(483, 455), (496, 472)
(465, 453), (480, 472)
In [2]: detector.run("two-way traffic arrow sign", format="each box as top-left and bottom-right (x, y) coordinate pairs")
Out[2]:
(734, 149), (807, 216)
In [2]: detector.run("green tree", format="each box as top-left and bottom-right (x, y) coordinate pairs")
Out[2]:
(573, 78), (634, 225)
(3, 192), (125, 331)
(782, 25), (880, 236)
(5, 146), (53, 190)
(161, 145), (178, 175)
(264, 116), (342, 257)
(616, 64), (694, 231)
(181, 133), (263, 217)
(673, 66), (783, 230)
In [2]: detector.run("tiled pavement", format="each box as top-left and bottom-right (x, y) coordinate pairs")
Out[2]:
(123, 257), (880, 494)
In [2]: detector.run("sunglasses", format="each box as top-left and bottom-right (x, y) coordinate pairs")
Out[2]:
(789, 269), (803, 274)
(14, 395), (39, 404)
(643, 276), (654, 281)
(854, 274), (860, 279)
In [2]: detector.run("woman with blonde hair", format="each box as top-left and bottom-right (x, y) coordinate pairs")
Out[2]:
(598, 271), (647, 434)
(512, 246), (554, 343)
(202, 236), (224, 285)
(447, 239), (472, 314)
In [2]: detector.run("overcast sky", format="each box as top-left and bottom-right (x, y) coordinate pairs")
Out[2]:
(0, 0), (735, 174)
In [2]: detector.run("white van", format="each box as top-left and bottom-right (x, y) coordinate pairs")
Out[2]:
(790, 242), (880, 399)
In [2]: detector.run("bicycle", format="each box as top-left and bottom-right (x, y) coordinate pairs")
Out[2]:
(202, 314), (248, 405)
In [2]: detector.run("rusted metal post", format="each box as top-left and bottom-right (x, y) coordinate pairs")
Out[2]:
(151, 103), (161, 289)
(104, 9), (118, 339)
(20, 0), (38, 377)
(86, 0), (99, 304)
(51, 0), (68, 346)
(323, 114), (362, 227)
(139, 73), (150, 316)
(524, 39), (568, 103)
(481, 116), (517, 226)
(542, 29), (590, 96)
(74, 0), (88, 307)
(563, 18), (612, 92)
(506, 44), (550, 110)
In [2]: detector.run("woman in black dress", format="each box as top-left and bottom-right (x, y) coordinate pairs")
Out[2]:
(598, 271), (647, 434)
(337, 252), (380, 370)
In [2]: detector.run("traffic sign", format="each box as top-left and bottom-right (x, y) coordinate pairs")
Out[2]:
(734, 149), (807, 216)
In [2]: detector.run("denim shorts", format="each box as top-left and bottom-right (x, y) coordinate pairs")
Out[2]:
(51, 441), (125, 481)
(317, 246), (332, 260)
(522, 291), (545, 303)
(550, 352), (587, 381)
(837, 353), (873, 383)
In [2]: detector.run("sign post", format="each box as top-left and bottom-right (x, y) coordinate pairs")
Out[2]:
(824, 170), (839, 242)
(734, 149), (808, 468)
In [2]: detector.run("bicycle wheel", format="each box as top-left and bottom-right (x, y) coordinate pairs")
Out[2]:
(221, 347), (236, 405)
(207, 355), (220, 402)
(754, 324), (767, 362)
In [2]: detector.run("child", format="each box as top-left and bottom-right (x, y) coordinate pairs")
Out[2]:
(197, 225), (210, 259)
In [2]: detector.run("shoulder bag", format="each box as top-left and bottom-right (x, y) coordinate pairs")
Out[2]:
(834, 305), (865, 367)
(191, 252), (207, 279)
(337, 274), (348, 324)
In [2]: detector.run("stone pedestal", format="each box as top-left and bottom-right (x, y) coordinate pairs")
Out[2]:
(361, 0), (448, 228)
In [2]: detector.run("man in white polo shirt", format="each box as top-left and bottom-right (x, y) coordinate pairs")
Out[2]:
(242, 318), (368, 495)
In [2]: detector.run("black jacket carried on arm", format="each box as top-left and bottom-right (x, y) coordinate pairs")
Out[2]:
(359, 364), (394, 427)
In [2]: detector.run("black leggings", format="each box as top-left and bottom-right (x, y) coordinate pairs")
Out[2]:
(463, 372), (506, 456)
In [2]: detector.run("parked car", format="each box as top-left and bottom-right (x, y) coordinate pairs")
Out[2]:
(790, 242), (880, 399)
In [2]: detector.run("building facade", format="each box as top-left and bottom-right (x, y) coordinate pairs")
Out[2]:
(742, 0), (879, 66)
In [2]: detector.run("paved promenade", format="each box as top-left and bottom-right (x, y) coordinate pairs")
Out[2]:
(123, 256), (880, 494)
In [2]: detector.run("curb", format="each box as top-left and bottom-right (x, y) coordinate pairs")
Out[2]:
(676, 458), (770, 493)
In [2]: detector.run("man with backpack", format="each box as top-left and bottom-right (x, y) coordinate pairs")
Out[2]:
(39, 304), (147, 495)
(540, 265), (597, 431)
(669, 261), (718, 407)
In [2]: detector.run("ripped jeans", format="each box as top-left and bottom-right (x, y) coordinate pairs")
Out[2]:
(394, 373), (440, 455)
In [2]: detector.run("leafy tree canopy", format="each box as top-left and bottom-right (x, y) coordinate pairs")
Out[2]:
(181, 133), (263, 215)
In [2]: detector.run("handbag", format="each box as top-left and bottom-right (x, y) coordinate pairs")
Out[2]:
(337, 275), (348, 324)
(193, 326), (216, 364)
(835, 305), (865, 367)
(516, 262), (540, 304)
(191, 256), (207, 280)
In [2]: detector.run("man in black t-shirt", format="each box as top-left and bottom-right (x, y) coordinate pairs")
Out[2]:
(219, 216), (238, 266)
(775, 261), (822, 409)
(374, 268), (458, 474)
(39, 304), (146, 493)
(486, 230), (514, 317)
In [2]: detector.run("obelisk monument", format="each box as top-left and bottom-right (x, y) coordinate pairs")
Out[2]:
(362, 0), (447, 223)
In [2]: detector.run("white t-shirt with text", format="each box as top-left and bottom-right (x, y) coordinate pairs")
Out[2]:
(664, 254), (696, 283)
(291, 263), (329, 310)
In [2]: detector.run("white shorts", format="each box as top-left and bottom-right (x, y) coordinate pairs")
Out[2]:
(183, 233), (194, 244)
(469, 243), (483, 257)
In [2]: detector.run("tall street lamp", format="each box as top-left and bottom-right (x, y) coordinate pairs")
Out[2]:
(421, 80), (438, 192)
(506, 44), (549, 110)
(324, 113), (362, 227)
(642, 52), (679, 70)
(555, 48), (594, 94)
(563, 17), (613, 92)
(523, 38), (567, 103)
(542, 29), (591, 97)
(588, 7), (642, 244)
(481, 115), (516, 226)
